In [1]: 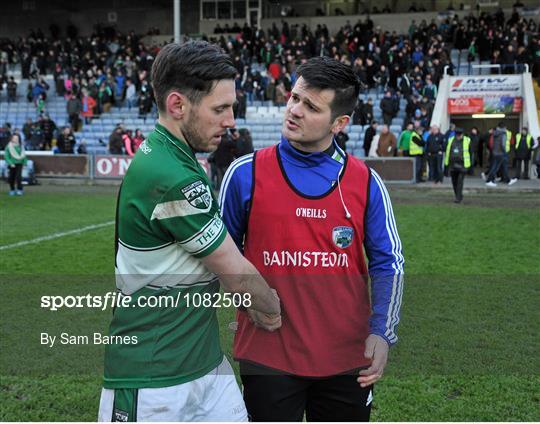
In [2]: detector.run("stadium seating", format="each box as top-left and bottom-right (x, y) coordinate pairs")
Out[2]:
(0, 82), (406, 155)
(3, 44), (497, 155)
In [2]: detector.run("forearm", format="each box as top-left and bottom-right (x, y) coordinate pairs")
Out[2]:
(365, 170), (405, 345)
(202, 234), (280, 315)
(219, 263), (280, 315)
(369, 272), (404, 346)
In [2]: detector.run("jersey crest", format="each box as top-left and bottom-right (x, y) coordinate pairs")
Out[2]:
(181, 180), (212, 209)
(139, 139), (151, 154)
(332, 226), (354, 249)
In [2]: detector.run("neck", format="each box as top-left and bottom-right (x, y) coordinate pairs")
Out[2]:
(289, 135), (334, 153)
(158, 116), (189, 147)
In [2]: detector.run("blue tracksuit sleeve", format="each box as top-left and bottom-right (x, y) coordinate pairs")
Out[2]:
(218, 154), (254, 251)
(364, 169), (405, 346)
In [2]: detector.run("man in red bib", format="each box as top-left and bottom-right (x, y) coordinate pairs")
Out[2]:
(220, 56), (404, 421)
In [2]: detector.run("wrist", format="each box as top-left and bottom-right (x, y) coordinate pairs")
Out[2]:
(369, 332), (394, 347)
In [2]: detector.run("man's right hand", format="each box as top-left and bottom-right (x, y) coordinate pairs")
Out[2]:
(247, 308), (282, 332)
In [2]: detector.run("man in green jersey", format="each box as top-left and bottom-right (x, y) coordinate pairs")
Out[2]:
(398, 122), (413, 156)
(98, 41), (281, 422)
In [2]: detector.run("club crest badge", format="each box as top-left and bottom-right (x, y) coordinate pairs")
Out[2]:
(139, 140), (151, 154)
(181, 180), (212, 209)
(332, 226), (354, 249)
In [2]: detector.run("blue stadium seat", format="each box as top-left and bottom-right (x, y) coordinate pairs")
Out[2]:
(392, 118), (404, 127)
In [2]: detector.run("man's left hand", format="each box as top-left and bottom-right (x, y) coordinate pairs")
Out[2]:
(357, 334), (389, 388)
(247, 308), (282, 332)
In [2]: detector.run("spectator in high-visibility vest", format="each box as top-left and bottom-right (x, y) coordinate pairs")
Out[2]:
(409, 126), (425, 182)
(535, 136), (540, 179)
(514, 127), (534, 180)
(444, 128), (472, 203)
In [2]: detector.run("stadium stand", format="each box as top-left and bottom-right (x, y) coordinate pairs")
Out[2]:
(0, 8), (538, 163)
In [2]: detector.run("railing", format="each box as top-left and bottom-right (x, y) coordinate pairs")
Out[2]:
(1, 152), (416, 183)
(445, 63), (530, 76)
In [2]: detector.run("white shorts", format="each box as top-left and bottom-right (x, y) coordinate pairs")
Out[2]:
(98, 356), (247, 422)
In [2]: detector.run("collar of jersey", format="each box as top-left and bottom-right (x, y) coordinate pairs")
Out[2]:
(154, 122), (197, 164)
(279, 135), (345, 168)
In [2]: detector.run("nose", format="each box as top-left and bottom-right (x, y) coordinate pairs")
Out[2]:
(289, 101), (303, 118)
(222, 108), (235, 129)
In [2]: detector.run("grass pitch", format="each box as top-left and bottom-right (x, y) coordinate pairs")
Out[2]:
(1, 183), (539, 421)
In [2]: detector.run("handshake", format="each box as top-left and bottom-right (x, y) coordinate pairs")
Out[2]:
(248, 288), (282, 332)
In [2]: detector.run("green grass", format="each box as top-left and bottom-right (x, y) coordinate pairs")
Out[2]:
(1, 185), (539, 421)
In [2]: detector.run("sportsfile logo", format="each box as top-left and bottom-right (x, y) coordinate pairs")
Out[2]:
(40, 292), (184, 311)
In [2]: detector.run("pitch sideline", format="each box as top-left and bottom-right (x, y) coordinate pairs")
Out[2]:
(0, 221), (115, 251)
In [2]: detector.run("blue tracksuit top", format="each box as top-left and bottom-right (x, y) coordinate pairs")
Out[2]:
(218, 136), (404, 345)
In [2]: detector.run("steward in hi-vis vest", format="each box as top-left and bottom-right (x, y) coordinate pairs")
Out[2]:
(445, 128), (471, 203)
(505, 129), (512, 153)
(514, 127), (534, 179)
(410, 128), (426, 182)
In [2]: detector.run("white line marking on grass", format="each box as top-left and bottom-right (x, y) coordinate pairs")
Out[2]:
(0, 221), (115, 251)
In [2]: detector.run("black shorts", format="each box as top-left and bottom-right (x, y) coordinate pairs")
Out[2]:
(240, 362), (373, 422)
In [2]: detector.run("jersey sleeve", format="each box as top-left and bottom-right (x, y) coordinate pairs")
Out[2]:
(218, 154), (255, 252)
(364, 169), (405, 346)
(152, 177), (227, 258)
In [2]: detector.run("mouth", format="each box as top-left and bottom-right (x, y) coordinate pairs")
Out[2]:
(213, 133), (225, 141)
(285, 119), (300, 130)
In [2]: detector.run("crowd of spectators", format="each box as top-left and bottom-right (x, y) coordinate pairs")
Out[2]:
(208, 7), (536, 109)
(0, 7), (538, 159)
(0, 27), (157, 133)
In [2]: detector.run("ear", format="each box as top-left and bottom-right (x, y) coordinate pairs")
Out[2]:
(331, 115), (350, 135)
(165, 91), (188, 120)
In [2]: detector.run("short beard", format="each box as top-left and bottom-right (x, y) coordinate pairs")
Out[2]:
(182, 109), (208, 153)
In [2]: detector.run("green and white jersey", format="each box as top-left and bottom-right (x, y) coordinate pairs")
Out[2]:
(104, 123), (226, 389)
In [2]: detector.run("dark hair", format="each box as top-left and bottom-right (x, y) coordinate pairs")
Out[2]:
(296, 56), (360, 120)
(151, 41), (237, 112)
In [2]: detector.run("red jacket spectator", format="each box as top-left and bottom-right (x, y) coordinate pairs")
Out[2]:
(268, 61), (281, 81)
(81, 94), (96, 119)
(124, 130), (144, 157)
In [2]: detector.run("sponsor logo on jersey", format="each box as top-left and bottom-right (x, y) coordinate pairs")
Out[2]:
(332, 226), (354, 248)
(113, 409), (129, 422)
(263, 250), (349, 268)
(139, 139), (151, 154)
(295, 207), (327, 219)
(181, 180), (212, 209)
